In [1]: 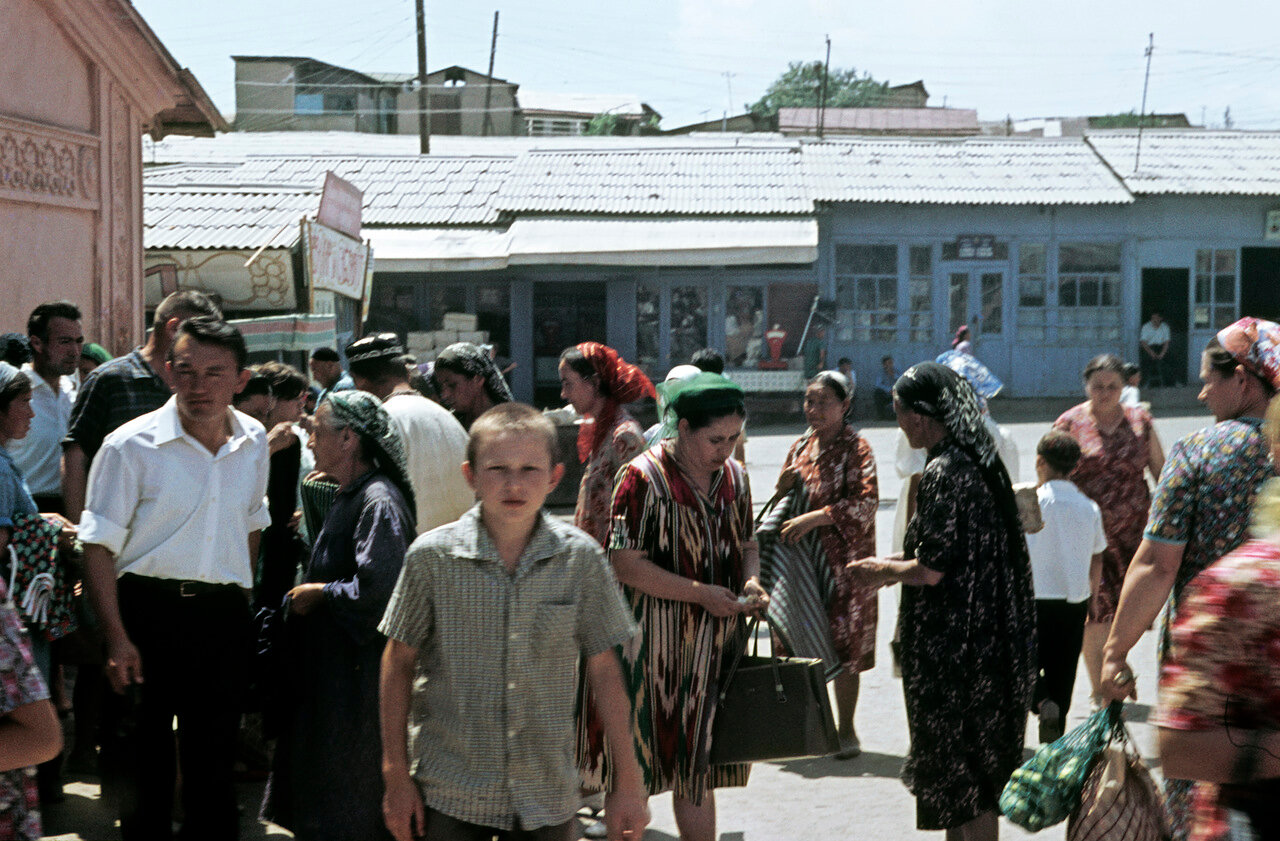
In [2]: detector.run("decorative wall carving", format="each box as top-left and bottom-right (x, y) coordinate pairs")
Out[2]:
(0, 114), (98, 210)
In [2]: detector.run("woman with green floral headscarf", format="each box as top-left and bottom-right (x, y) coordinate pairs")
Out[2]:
(262, 391), (415, 841)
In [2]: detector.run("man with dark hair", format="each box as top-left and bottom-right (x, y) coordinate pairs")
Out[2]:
(79, 316), (268, 841)
(10, 301), (82, 512)
(345, 333), (472, 534)
(689, 347), (725, 375)
(62, 290), (221, 521)
(309, 346), (354, 404)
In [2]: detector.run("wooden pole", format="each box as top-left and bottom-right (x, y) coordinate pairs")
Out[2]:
(482, 11), (499, 136)
(415, 0), (430, 153)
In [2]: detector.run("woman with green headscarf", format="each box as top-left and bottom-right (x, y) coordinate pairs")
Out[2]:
(262, 391), (415, 841)
(600, 372), (768, 841)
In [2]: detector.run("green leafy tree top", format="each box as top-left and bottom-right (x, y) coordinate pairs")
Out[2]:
(749, 62), (890, 121)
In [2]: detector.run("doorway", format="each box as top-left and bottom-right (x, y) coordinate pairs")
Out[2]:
(947, 268), (1008, 378)
(1241, 248), (1280, 322)
(1140, 268), (1190, 387)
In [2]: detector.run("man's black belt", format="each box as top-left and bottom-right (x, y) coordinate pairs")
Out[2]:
(119, 574), (240, 598)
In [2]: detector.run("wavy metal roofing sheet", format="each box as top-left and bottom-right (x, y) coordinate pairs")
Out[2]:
(144, 189), (319, 249)
(1086, 131), (1280, 195)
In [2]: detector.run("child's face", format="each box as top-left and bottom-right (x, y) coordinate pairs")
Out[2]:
(463, 431), (564, 527)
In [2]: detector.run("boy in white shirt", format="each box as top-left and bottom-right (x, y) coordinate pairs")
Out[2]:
(1024, 431), (1107, 742)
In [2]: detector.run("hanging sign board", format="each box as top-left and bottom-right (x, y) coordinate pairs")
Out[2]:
(317, 172), (363, 240)
(306, 218), (370, 304)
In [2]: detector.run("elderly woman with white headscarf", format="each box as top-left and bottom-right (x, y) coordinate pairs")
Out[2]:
(262, 391), (415, 841)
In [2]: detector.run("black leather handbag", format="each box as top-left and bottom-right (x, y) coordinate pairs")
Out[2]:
(709, 614), (840, 765)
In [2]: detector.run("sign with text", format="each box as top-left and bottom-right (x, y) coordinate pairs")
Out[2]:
(952, 234), (997, 259)
(317, 172), (363, 240)
(306, 219), (369, 304)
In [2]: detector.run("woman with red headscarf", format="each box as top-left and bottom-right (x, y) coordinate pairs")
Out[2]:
(558, 343), (656, 546)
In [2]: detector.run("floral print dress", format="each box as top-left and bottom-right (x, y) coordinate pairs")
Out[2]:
(1053, 403), (1155, 622)
(0, 580), (47, 841)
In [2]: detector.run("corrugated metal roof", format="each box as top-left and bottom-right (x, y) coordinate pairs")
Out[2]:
(144, 189), (319, 249)
(494, 148), (810, 215)
(517, 91), (648, 117)
(781, 107), (979, 133)
(805, 137), (1133, 204)
(1086, 131), (1280, 195)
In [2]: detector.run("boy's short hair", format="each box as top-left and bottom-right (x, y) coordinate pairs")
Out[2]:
(1121, 362), (1141, 380)
(467, 402), (560, 466)
(1037, 430), (1082, 476)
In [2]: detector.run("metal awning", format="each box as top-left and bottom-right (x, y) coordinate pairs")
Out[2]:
(228, 313), (336, 354)
(366, 228), (511, 271)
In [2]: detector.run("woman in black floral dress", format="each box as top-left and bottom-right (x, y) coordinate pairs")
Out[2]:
(850, 362), (1037, 839)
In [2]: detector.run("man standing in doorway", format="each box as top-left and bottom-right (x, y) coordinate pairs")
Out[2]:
(79, 317), (269, 841)
(1140, 311), (1172, 388)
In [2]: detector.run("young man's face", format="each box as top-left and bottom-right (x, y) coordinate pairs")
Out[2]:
(32, 316), (84, 377)
(168, 335), (250, 428)
(463, 430), (564, 528)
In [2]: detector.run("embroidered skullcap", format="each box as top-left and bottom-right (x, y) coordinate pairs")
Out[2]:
(1216, 317), (1280, 392)
(432, 342), (514, 405)
(346, 332), (406, 364)
(81, 343), (112, 365)
(322, 390), (416, 525)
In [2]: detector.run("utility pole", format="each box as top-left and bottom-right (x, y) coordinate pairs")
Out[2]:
(817, 34), (831, 140)
(415, 0), (430, 154)
(1134, 32), (1154, 173)
(482, 10), (499, 136)
(722, 71), (735, 132)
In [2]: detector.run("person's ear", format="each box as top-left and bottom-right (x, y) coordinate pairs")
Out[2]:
(461, 460), (476, 491)
(677, 417), (690, 437)
(549, 462), (565, 491)
(234, 368), (251, 395)
(163, 316), (182, 341)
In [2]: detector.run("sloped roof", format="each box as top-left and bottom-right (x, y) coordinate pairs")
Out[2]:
(494, 147), (810, 215)
(805, 138), (1132, 204)
(145, 189), (319, 249)
(782, 107), (978, 134)
(517, 91), (650, 118)
(1086, 131), (1280, 195)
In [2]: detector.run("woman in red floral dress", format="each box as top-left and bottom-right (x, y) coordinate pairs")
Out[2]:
(1053, 354), (1164, 702)
(770, 371), (878, 758)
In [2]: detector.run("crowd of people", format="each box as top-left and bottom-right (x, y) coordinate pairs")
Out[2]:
(1, 293), (1278, 841)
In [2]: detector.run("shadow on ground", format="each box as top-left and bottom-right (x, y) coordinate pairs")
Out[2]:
(772, 751), (904, 780)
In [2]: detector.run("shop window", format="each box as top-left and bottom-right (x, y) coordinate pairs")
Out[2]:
(1057, 243), (1122, 343)
(908, 246), (932, 342)
(426, 284), (467, 330)
(725, 286), (764, 367)
(1194, 249), (1237, 329)
(1017, 243), (1048, 342)
(835, 244), (897, 343)
(636, 285), (660, 373)
(670, 286), (708, 366)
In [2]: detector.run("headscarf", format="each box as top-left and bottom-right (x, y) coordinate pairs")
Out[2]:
(810, 370), (852, 402)
(80, 343), (112, 366)
(652, 365), (702, 442)
(661, 372), (745, 434)
(0, 361), (23, 394)
(573, 342), (657, 463)
(432, 342), (514, 405)
(893, 362), (1022, 546)
(323, 390), (416, 527)
(1216, 317), (1280, 392)
(935, 349), (1004, 410)
(951, 325), (970, 350)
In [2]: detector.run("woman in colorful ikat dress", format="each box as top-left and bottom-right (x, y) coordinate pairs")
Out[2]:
(1101, 317), (1280, 841)
(1052, 353), (1164, 703)
(603, 373), (767, 841)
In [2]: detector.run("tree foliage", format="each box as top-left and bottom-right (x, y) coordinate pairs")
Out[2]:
(1089, 110), (1189, 129)
(585, 112), (622, 135)
(749, 62), (890, 121)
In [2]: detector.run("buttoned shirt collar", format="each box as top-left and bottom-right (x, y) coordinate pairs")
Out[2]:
(150, 396), (257, 458)
(451, 507), (559, 572)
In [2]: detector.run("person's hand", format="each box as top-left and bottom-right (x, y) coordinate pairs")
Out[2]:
(289, 509), (303, 534)
(41, 512), (78, 552)
(845, 557), (895, 588)
(304, 470), (335, 485)
(104, 635), (143, 694)
(739, 577), (769, 616)
(693, 583), (743, 617)
(1099, 655), (1138, 702)
(286, 583), (326, 616)
(382, 769), (425, 841)
(267, 421), (298, 456)
(780, 511), (821, 543)
(604, 787), (651, 841)
(296, 414), (314, 435)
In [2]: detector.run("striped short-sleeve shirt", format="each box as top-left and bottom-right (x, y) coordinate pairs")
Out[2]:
(379, 505), (637, 831)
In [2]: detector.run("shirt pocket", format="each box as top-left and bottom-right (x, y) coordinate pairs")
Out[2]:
(531, 602), (580, 709)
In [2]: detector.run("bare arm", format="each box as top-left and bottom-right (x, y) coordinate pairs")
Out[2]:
(1147, 427), (1165, 481)
(586, 650), (651, 839)
(611, 548), (743, 617)
(847, 557), (943, 588)
(1100, 538), (1184, 701)
(248, 529), (261, 581)
(83, 543), (142, 693)
(1159, 726), (1280, 784)
(380, 638), (424, 841)
(0, 699), (62, 772)
(62, 444), (88, 523)
(1089, 551), (1105, 600)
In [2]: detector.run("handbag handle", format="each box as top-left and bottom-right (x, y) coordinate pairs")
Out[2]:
(718, 614), (787, 705)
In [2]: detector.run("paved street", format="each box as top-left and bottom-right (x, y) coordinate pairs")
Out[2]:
(42, 401), (1214, 841)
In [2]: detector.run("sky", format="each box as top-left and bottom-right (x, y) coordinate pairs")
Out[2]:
(133, 0), (1280, 131)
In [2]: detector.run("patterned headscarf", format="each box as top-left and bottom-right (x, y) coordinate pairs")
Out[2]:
(432, 342), (514, 405)
(323, 390), (416, 526)
(574, 342), (657, 463)
(1216, 317), (1280, 392)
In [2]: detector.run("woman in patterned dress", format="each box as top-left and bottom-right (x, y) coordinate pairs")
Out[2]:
(769, 371), (878, 759)
(1102, 318), (1280, 841)
(1053, 354), (1164, 703)
(850, 362), (1037, 840)
(605, 372), (768, 841)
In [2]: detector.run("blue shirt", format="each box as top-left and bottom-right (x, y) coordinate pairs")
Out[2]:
(0, 449), (38, 528)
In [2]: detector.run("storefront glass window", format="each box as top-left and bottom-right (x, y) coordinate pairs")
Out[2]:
(725, 286), (764, 367)
(1057, 243), (1122, 343)
(835, 244), (897, 343)
(670, 286), (708, 367)
(636, 285), (661, 373)
(1017, 243), (1047, 342)
(908, 246), (932, 342)
(1195, 249), (1237, 329)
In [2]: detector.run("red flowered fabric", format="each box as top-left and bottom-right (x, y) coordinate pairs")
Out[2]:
(576, 343), (656, 464)
(1216, 317), (1280, 392)
(0, 580), (47, 840)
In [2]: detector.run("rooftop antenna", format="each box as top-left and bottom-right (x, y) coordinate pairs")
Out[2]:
(1134, 32), (1154, 173)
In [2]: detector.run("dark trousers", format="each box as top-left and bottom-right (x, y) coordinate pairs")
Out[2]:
(873, 388), (894, 420)
(103, 575), (251, 841)
(1140, 345), (1169, 387)
(1033, 598), (1088, 721)
(422, 808), (574, 841)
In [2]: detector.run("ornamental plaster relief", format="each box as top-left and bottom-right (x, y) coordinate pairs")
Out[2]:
(0, 114), (98, 210)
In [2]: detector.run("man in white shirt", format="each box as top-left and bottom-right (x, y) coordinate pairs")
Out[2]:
(1024, 431), (1107, 743)
(8, 301), (82, 512)
(1140, 311), (1172, 387)
(79, 317), (269, 841)
(345, 333), (473, 533)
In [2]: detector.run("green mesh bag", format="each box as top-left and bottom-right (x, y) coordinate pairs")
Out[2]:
(999, 703), (1119, 832)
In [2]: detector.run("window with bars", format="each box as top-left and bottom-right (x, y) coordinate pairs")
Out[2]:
(835, 244), (897, 343)
(908, 246), (932, 342)
(1057, 243), (1122, 343)
(1017, 243), (1048, 341)
(1194, 249), (1237, 329)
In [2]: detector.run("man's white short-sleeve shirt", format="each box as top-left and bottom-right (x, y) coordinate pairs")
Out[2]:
(1025, 479), (1107, 603)
(77, 397), (270, 587)
(1141, 321), (1171, 346)
(6, 365), (76, 496)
